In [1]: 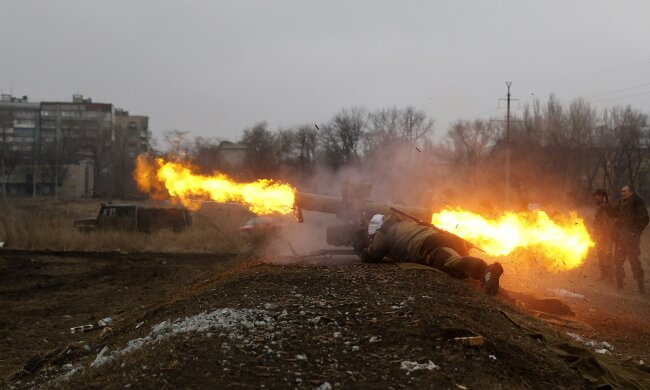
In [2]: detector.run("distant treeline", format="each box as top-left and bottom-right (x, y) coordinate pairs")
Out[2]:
(160, 95), (649, 207)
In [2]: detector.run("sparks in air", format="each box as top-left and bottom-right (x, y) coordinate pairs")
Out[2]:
(134, 154), (296, 215)
(431, 208), (595, 270)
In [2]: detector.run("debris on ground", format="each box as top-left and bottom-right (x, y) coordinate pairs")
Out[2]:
(70, 325), (94, 334)
(400, 360), (440, 373)
(98, 318), (113, 328)
(454, 336), (486, 347)
(90, 346), (110, 368)
(550, 289), (585, 300)
(567, 332), (615, 352)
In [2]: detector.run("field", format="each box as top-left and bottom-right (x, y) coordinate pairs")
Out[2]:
(2, 199), (650, 389)
(0, 199), (254, 253)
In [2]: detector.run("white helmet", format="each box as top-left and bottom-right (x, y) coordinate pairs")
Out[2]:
(368, 214), (384, 235)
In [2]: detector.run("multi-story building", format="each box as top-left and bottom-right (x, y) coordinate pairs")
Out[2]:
(40, 94), (114, 197)
(0, 94), (41, 195)
(114, 108), (151, 195)
(0, 94), (150, 198)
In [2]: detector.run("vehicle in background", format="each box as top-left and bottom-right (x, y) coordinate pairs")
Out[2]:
(239, 216), (283, 234)
(239, 216), (284, 243)
(74, 204), (192, 233)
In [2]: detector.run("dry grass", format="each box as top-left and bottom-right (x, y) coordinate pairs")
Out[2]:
(0, 199), (255, 253)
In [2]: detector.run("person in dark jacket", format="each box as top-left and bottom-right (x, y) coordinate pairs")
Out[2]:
(592, 189), (615, 282)
(361, 213), (504, 296)
(612, 185), (649, 293)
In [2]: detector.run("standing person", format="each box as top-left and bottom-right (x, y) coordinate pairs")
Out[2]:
(592, 189), (615, 282)
(361, 213), (504, 296)
(612, 185), (649, 293)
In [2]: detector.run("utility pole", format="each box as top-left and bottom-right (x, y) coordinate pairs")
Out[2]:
(497, 82), (518, 207)
(505, 81), (512, 206)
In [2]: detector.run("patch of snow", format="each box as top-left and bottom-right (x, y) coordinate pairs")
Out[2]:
(400, 360), (439, 373)
(90, 346), (110, 368)
(98, 317), (112, 327)
(315, 382), (332, 390)
(63, 366), (84, 379)
(567, 332), (614, 351)
(91, 308), (273, 368)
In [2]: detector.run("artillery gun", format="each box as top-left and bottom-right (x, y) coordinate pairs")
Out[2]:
(292, 182), (432, 254)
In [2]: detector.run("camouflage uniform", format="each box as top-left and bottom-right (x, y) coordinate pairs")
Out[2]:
(613, 194), (649, 291)
(593, 202), (615, 281)
(362, 217), (488, 280)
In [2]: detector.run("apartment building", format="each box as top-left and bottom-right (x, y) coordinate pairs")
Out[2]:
(0, 94), (150, 198)
(114, 108), (151, 195)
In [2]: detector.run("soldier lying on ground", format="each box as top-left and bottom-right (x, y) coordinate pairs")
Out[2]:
(360, 213), (504, 296)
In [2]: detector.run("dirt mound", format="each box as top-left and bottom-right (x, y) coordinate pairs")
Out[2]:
(7, 260), (588, 389)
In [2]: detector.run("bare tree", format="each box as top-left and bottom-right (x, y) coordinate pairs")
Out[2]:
(294, 125), (318, 172)
(366, 107), (401, 151)
(366, 106), (434, 152)
(319, 107), (367, 169)
(400, 106), (435, 144)
(240, 122), (278, 177)
(163, 129), (191, 157)
(190, 136), (224, 174)
(276, 128), (297, 165)
(38, 144), (66, 196)
(599, 106), (650, 193)
(444, 119), (499, 188)
(515, 99), (544, 144)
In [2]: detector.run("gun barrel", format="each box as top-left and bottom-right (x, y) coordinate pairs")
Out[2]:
(294, 192), (342, 214)
(294, 191), (431, 221)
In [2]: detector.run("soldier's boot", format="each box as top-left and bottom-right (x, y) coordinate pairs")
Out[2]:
(615, 271), (625, 291)
(481, 262), (503, 297)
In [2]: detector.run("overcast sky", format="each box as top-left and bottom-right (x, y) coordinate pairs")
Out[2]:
(2, 0), (650, 142)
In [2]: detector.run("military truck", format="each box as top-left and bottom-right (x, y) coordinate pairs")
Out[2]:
(74, 204), (192, 233)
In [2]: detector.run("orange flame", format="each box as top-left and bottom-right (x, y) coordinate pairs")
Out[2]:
(431, 208), (595, 270)
(134, 154), (296, 215)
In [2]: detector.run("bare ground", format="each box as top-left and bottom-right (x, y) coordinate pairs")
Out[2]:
(3, 248), (649, 389)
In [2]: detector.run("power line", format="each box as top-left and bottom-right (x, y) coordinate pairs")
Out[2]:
(586, 81), (650, 99)
(591, 89), (650, 104)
